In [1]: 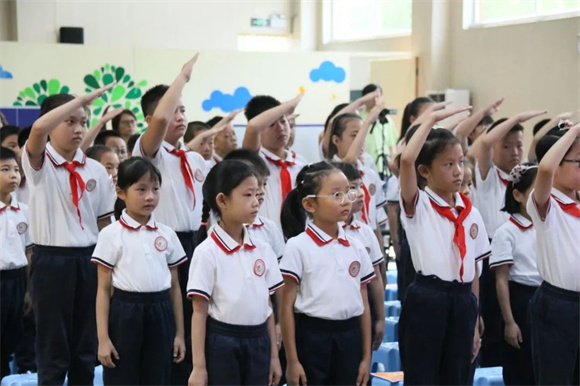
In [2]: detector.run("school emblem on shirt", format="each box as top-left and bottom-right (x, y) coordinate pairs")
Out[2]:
(194, 168), (205, 182)
(16, 222), (28, 235)
(470, 223), (479, 239)
(253, 259), (265, 277)
(85, 179), (97, 192)
(154, 236), (168, 252)
(349, 261), (361, 277)
(369, 183), (376, 196)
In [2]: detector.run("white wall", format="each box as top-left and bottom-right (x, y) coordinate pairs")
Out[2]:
(15, 0), (293, 50)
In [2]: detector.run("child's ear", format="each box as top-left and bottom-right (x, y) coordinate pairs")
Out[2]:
(417, 164), (429, 180)
(512, 189), (525, 203)
(115, 186), (125, 201)
(216, 192), (227, 211)
(331, 135), (340, 147)
(302, 197), (316, 214)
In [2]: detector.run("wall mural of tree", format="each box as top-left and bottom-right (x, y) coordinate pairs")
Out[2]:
(13, 79), (71, 106)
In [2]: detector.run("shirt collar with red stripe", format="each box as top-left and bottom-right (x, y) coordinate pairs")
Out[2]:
(246, 216), (265, 228)
(211, 225), (256, 255)
(496, 167), (510, 187)
(261, 147), (295, 164)
(119, 209), (158, 231)
(425, 186), (466, 211)
(551, 188), (579, 206)
(0, 200), (20, 212)
(509, 213), (533, 231)
(46, 142), (86, 166)
(306, 222), (350, 247)
(341, 217), (362, 230)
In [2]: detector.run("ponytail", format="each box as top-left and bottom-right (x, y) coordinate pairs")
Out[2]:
(280, 161), (339, 240)
(196, 200), (212, 245)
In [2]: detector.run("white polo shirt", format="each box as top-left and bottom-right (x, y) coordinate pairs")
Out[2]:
(133, 137), (208, 232)
(527, 188), (580, 292)
(0, 200), (32, 270)
(474, 164), (510, 238)
(22, 142), (115, 247)
(279, 222), (375, 320)
(247, 216), (286, 260)
(400, 187), (491, 283)
(385, 176), (400, 204)
(259, 147), (305, 230)
(15, 181), (29, 205)
(490, 214), (541, 287)
(187, 225), (284, 326)
(91, 210), (187, 292)
(342, 218), (384, 266)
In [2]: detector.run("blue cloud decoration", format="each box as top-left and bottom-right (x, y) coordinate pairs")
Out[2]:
(202, 87), (252, 112)
(309, 61), (345, 83)
(0, 65), (13, 79)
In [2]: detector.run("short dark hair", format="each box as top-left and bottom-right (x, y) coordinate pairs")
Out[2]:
(224, 148), (270, 178)
(501, 163), (538, 214)
(141, 85), (169, 117)
(185, 121), (210, 143)
(487, 118), (523, 134)
(333, 161), (362, 181)
(400, 97), (434, 142)
(478, 115), (494, 127)
(111, 109), (136, 132)
(362, 84), (381, 96)
(405, 125), (461, 189)
(0, 147), (17, 162)
(95, 130), (123, 145)
(115, 157), (162, 219)
(328, 113), (362, 159)
(244, 95), (280, 121)
(18, 127), (31, 148)
(533, 119), (551, 136)
(85, 145), (114, 162)
(127, 134), (140, 153)
(206, 116), (223, 128)
(40, 94), (75, 117)
(0, 125), (20, 144)
(535, 128), (566, 163)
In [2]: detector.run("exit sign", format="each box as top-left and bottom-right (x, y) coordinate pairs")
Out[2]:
(251, 18), (271, 27)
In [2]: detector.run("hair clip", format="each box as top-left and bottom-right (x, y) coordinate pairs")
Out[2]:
(508, 164), (538, 184)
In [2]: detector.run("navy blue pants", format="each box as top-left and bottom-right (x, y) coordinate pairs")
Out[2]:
(171, 231), (196, 385)
(294, 313), (362, 385)
(501, 281), (537, 385)
(530, 281), (579, 385)
(205, 317), (271, 385)
(399, 273), (477, 385)
(479, 258), (503, 367)
(103, 288), (175, 385)
(30, 245), (97, 385)
(14, 308), (37, 374)
(1, 267), (26, 378)
(397, 217), (415, 302)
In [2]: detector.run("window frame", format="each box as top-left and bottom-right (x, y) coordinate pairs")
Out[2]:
(463, 0), (580, 30)
(322, 0), (412, 44)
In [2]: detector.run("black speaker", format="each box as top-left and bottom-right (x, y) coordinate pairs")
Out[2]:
(59, 27), (84, 44)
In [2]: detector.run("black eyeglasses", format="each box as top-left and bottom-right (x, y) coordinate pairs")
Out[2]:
(562, 159), (580, 168)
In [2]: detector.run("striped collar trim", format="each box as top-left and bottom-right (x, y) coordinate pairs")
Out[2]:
(211, 225), (256, 254)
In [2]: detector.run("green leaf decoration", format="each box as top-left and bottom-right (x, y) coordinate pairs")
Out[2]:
(125, 88), (141, 99)
(115, 67), (125, 82)
(40, 80), (47, 91)
(94, 107), (102, 116)
(48, 79), (60, 94)
(102, 73), (114, 85)
(101, 93), (109, 103)
(110, 84), (125, 102)
(25, 100), (36, 106)
(61, 86), (70, 93)
(37, 95), (47, 105)
(93, 98), (104, 107)
(137, 80), (147, 87)
(123, 75), (130, 83)
(24, 87), (35, 99)
(13, 102), (21, 106)
(33, 83), (41, 94)
(84, 74), (100, 89)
